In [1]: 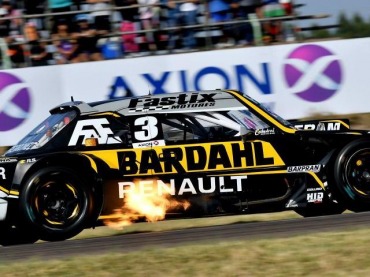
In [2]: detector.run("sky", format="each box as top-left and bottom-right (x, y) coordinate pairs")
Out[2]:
(294, 0), (370, 28)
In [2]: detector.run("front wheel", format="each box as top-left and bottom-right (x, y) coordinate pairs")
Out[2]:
(333, 140), (370, 211)
(19, 167), (95, 242)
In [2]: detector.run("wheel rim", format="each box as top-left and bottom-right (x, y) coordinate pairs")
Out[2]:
(344, 149), (370, 198)
(30, 172), (84, 229)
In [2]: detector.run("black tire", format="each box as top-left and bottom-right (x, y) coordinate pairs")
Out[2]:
(19, 167), (95, 242)
(0, 223), (39, 246)
(294, 202), (345, 217)
(333, 139), (370, 211)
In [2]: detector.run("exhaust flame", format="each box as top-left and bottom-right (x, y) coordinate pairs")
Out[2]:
(104, 179), (190, 229)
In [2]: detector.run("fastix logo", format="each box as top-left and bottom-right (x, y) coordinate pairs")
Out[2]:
(0, 72), (31, 131)
(284, 44), (342, 102)
(69, 118), (122, 146)
(128, 93), (216, 112)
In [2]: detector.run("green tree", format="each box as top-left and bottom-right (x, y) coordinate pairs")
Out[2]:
(336, 12), (370, 38)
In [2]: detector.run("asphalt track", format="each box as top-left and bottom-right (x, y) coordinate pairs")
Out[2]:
(1, 211), (370, 261)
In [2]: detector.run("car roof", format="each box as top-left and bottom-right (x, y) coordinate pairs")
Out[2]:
(53, 90), (246, 116)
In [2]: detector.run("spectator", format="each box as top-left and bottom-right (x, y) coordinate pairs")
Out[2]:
(48, 0), (74, 33)
(86, 0), (112, 35)
(279, 0), (293, 15)
(115, 0), (139, 54)
(114, 0), (139, 23)
(260, 0), (286, 42)
(0, 7), (10, 38)
(52, 20), (79, 64)
(4, 1), (26, 67)
(73, 14), (103, 61)
(163, 0), (180, 51)
(137, 0), (161, 51)
(23, 23), (49, 66)
(2, 0), (22, 33)
(237, 0), (261, 44)
(24, 0), (46, 29)
(208, 0), (235, 47)
(178, 0), (198, 50)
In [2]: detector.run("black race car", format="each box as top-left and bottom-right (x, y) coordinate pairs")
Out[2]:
(0, 89), (368, 245)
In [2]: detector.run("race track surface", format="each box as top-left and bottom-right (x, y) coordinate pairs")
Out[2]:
(1, 212), (370, 261)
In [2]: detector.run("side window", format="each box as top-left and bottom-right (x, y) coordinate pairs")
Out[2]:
(161, 112), (241, 142)
(162, 116), (205, 141)
(109, 117), (132, 146)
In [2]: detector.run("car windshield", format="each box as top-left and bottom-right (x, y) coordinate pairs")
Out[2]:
(242, 93), (294, 128)
(6, 110), (77, 155)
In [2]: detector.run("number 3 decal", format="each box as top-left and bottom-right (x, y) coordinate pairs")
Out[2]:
(134, 116), (159, 141)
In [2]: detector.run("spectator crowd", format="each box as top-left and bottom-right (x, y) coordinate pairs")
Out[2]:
(0, 0), (295, 68)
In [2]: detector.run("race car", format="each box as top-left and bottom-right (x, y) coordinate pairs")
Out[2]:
(0, 89), (369, 245)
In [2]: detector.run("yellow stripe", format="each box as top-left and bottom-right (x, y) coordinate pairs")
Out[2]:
(225, 90), (296, 134)
(10, 190), (19, 196)
(91, 112), (120, 117)
(353, 186), (367, 196)
(307, 171), (325, 190)
(0, 186), (9, 194)
(81, 154), (98, 173)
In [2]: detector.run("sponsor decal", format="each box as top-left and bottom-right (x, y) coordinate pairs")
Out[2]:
(69, 118), (122, 146)
(20, 158), (36, 164)
(307, 192), (324, 203)
(108, 64), (272, 98)
(0, 72), (32, 131)
(133, 140), (166, 148)
(117, 141), (284, 175)
(0, 158), (17, 163)
(255, 128), (275, 135)
(284, 44), (342, 102)
(294, 122), (341, 131)
(0, 167), (6, 179)
(287, 164), (321, 173)
(118, 176), (248, 198)
(128, 93), (216, 112)
(307, 187), (323, 192)
(286, 199), (299, 208)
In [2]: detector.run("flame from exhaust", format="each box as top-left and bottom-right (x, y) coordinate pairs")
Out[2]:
(104, 179), (190, 229)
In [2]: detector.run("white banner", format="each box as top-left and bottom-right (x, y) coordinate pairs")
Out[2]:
(0, 37), (369, 146)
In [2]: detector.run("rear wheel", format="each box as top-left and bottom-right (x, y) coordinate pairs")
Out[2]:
(19, 167), (95, 242)
(333, 140), (370, 211)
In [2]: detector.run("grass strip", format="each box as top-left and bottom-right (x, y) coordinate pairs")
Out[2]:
(1, 227), (370, 277)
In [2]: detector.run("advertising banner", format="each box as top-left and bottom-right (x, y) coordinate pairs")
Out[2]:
(0, 37), (369, 146)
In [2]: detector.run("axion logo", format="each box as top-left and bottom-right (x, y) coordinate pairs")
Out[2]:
(284, 44), (342, 102)
(69, 118), (122, 146)
(0, 72), (31, 131)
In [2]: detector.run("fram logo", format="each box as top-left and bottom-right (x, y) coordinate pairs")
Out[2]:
(0, 72), (31, 131)
(284, 44), (343, 102)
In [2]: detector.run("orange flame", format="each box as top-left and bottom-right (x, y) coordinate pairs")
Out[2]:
(104, 179), (190, 229)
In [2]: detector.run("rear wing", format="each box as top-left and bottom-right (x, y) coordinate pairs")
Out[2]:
(290, 119), (350, 131)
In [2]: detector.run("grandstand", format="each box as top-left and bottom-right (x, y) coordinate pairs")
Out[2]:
(0, 0), (332, 68)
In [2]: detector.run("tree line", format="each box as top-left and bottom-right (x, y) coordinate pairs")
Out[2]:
(306, 13), (370, 39)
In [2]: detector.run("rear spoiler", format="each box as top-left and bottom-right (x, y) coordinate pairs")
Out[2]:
(290, 119), (350, 131)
